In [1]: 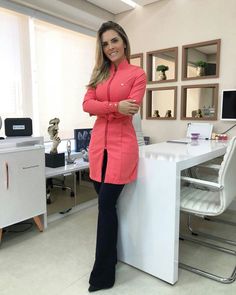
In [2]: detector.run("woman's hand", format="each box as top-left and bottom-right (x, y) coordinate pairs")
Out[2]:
(118, 99), (139, 115)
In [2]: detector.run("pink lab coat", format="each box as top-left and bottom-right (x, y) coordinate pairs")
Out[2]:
(83, 59), (146, 184)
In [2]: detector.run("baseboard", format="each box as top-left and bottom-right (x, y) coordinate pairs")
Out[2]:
(47, 198), (97, 224)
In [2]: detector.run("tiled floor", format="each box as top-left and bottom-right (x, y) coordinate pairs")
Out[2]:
(0, 201), (235, 294)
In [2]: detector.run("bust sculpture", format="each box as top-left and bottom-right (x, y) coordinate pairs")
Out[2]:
(48, 118), (61, 154)
(165, 110), (172, 118)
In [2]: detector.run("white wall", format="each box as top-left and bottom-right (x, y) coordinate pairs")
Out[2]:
(2, 0), (236, 143)
(115, 0), (236, 143)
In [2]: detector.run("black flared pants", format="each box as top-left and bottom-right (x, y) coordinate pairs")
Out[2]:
(89, 150), (125, 288)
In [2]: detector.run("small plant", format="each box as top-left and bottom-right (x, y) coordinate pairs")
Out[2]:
(156, 65), (169, 72)
(195, 60), (207, 68)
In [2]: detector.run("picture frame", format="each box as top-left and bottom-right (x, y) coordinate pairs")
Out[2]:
(74, 128), (92, 152)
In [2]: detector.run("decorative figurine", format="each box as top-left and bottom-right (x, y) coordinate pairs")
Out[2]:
(153, 110), (160, 117)
(0, 116), (4, 140)
(195, 109), (203, 118)
(66, 139), (75, 164)
(48, 118), (61, 154)
(45, 118), (65, 168)
(81, 148), (89, 162)
(165, 110), (172, 117)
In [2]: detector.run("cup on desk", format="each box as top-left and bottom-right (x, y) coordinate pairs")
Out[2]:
(191, 133), (200, 140)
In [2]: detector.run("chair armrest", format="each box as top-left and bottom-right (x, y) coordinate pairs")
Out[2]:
(197, 163), (221, 170)
(181, 176), (223, 190)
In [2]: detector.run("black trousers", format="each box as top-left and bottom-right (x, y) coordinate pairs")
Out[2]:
(89, 150), (125, 288)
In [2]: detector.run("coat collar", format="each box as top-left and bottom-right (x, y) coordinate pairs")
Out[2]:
(110, 59), (129, 73)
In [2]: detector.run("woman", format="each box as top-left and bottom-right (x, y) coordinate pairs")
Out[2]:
(83, 21), (146, 292)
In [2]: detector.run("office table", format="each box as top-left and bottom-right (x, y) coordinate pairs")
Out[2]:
(45, 158), (89, 208)
(117, 139), (228, 285)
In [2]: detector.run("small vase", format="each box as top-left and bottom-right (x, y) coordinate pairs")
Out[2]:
(196, 66), (205, 76)
(158, 71), (167, 81)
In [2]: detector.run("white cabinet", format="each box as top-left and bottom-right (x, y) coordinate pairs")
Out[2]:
(0, 144), (46, 241)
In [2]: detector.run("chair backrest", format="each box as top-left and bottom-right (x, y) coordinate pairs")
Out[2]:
(132, 112), (145, 146)
(218, 136), (236, 210)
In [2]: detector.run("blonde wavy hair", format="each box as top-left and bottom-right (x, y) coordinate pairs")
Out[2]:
(87, 21), (131, 88)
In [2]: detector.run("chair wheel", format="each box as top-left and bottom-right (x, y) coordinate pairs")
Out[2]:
(60, 208), (72, 214)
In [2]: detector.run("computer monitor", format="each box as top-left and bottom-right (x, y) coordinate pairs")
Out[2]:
(186, 122), (213, 139)
(221, 89), (236, 121)
(74, 128), (92, 152)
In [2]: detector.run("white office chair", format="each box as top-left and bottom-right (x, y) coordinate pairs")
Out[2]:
(186, 156), (236, 228)
(132, 112), (145, 146)
(179, 136), (236, 283)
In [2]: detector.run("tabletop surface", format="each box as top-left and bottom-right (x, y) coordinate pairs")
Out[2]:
(139, 139), (228, 162)
(45, 158), (89, 178)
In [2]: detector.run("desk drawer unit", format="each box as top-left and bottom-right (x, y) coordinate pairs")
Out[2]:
(0, 146), (46, 228)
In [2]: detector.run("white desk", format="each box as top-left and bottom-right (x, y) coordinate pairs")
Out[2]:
(45, 158), (89, 178)
(45, 158), (89, 206)
(117, 139), (228, 285)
